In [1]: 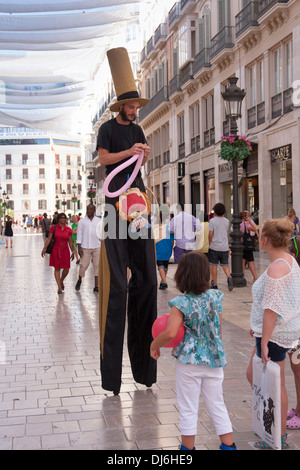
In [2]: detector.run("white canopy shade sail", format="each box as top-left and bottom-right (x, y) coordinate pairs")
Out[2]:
(0, 0), (141, 134)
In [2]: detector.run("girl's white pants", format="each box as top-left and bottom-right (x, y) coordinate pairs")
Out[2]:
(175, 361), (233, 436)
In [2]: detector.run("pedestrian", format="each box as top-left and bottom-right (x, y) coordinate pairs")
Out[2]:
(286, 235), (300, 430)
(150, 251), (236, 451)
(248, 217), (300, 449)
(96, 47), (157, 395)
(240, 210), (258, 283)
(155, 216), (174, 290)
(4, 216), (13, 248)
(75, 204), (102, 292)
(26, 214), (32, 233)
(52, 212), (59, 225)
(287, 208), (300, 235)
(40, 213), (51, 242)
(71, 215), (80, 264)
(169, 204), (201, 263)
(41, 213), (75, 294)
(208, 203), (233, 291)
(195, 213), (209, 258)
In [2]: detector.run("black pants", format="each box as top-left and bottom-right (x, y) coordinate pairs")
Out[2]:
(99, 211), (157, 393)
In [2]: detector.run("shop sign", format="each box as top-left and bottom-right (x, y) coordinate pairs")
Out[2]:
(218, 161), (243, 183)
(271, 144), (292, 163)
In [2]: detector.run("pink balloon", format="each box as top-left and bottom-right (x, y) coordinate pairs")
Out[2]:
(152, 314), (185, 348)
(103, 151), (144, 198)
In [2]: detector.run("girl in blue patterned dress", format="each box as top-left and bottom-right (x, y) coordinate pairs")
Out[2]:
(150, 251), (236, 451)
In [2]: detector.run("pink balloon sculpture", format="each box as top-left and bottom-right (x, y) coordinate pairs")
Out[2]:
(103, 151), (144, 198)
(152, 314), (185, 348)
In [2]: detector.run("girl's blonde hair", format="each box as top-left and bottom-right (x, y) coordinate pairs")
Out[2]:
(261, 217), (294, 248)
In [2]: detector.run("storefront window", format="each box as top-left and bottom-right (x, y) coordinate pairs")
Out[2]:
(272, 152), (292, 218)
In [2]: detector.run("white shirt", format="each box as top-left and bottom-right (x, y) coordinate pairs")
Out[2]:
(76, 215), (102, 249)
(169, 211), (202, 250)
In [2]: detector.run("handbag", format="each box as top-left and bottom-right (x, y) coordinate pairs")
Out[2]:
(242, 222), (254, 251)
(45, 225), (56, 254)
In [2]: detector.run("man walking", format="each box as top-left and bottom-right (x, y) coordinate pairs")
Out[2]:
(96, 47), (157, 395)
(170, 204), (202, 263)
(75, 204), (102, 292)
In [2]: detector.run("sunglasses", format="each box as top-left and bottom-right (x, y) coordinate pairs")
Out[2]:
(291, 236), (299, 258)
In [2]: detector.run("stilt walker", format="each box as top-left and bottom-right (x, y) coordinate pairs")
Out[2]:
(96, 47), (157, 395)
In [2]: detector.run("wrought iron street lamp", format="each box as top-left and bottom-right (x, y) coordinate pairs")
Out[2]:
(87, 171), (96, 204)
(222, 77), (246, 287)
(71, 183), (77, 214)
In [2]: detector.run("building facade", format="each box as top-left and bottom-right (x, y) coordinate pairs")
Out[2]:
(0, 127), (84, 222)
(138, 0), (300, 225)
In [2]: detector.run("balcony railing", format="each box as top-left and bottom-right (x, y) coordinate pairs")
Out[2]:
(258, 0), (289, 18)
(192, 48), (211, 75)
(247, 102), (266, 129)
(139, 86), (169, 121)
(168, 2), (181, 29)
(211, 26), (234, 59)
(191, 135), (200, 153)
(154, 23), (167, 47)
(204, 128), (215, 148)
(235, 1), (259, 38)
(169, 74), (182, 97)
(179, 62), (193, 87)
(271, 88), (293, 119)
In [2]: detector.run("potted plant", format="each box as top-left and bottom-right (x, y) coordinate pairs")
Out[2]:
(87, 189), (96, 199)
(219, 134), (251, 162)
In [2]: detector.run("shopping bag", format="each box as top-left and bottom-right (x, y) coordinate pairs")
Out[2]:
(252, 354), (281, 450)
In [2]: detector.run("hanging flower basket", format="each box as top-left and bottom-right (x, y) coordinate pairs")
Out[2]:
(71, 197), (78, 203)
(3, 202), (7, 208)
(61, 200), (67, 206)
(87, 189), (96, 199)
(219, 135), (251, 162)
(55, 202), (60, 209)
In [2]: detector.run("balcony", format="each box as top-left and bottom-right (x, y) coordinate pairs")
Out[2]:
(154, 23), (167, 48)
(138, 86), (169, 122)
(179, 61), (193, 88)
(258, 0), (289, 18)
(146, 36), (156, 60)
(271, 88), (293, 118)
(247, 102), (266, 129)
(168, 2), (181, 30)
(211, 26), (234, 60)
(204, 128), (215, 148)
(235, 2), (259, 38)
(192, 48), (211, 76)
(191, 135), (200, 153)
(180, 0), (197, 14)
(169, 74), (182, 98)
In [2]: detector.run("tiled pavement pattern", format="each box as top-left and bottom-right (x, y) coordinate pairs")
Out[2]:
(0, 228), (300, 451)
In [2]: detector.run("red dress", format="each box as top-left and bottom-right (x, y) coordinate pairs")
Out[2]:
(49, 224), (72, 269)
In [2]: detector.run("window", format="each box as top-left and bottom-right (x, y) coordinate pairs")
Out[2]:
(67, 184), (71, 195)
(56, 168), (60, 179)
(67, 169), (71, 180)
(39, 168), (45, 179)
(23, 184), (29, 195)
(153, 129), (161, 169)
(203, 93), (215, 147)
(38, 200), (47, 210)
(39, 153), (45, 165)
(39, 183), (45, 194)
(190, 103), (200, 153)
(66, 155), (71, 166)
(218, 0), (231, 31)
(6, 184), (12, 195)
(178, 114), (185, 159)
(5, 154), (11, 165)
(249, 66), (256, 107)
(22, 168), (28, 179)
(247, 60), (265, 129)
(22, 154), (28, 165)
(6, 169), (12, 180)
(285, 41), (292, 89)
(274, 48), (282, 95)
(162, 123), (170, 165)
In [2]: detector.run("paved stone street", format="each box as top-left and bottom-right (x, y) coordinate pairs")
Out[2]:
(0, 227), (300, 451)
